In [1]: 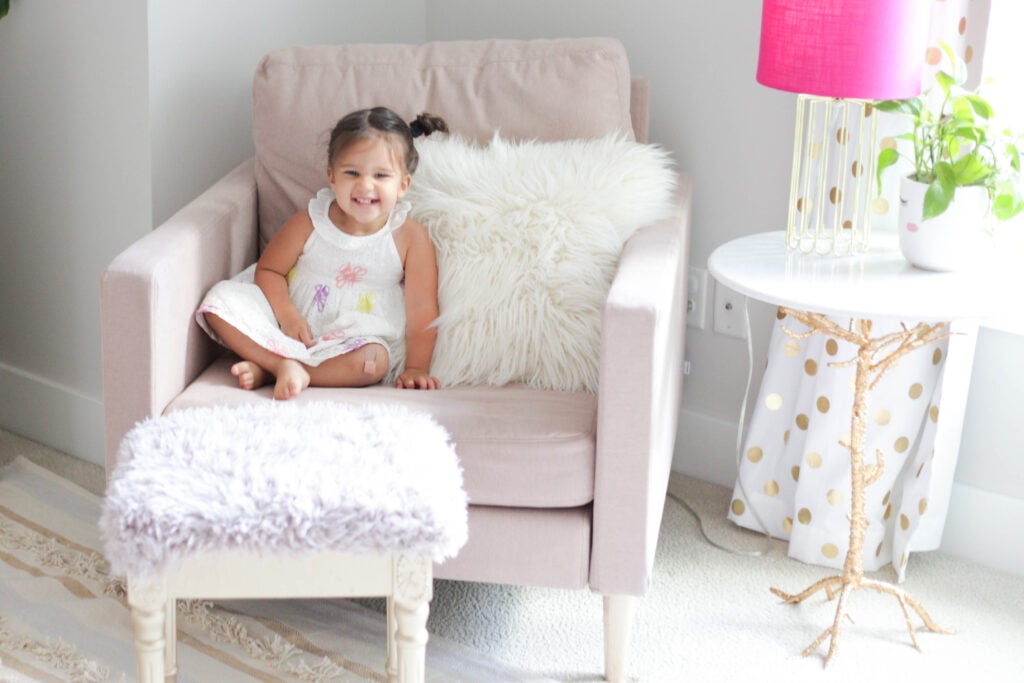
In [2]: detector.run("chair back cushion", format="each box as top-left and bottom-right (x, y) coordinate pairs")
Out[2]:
(252, 38), (634, 245)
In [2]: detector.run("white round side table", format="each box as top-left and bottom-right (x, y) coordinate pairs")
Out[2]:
(708, 230), (1020, 666)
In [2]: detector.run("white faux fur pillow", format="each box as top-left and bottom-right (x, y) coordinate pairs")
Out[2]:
(407, 133), (677, 392)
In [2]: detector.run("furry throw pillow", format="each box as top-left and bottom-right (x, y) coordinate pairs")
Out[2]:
(406, 133), (677, 392)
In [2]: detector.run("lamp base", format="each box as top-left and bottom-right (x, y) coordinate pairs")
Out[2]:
(785, 95), (878, 256)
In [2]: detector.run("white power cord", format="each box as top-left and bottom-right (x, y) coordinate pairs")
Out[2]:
(667, 299), (775, 556)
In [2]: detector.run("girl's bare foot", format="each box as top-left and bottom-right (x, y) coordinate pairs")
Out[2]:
(231, 361), (270, 390)
(274, 359), (311, 400)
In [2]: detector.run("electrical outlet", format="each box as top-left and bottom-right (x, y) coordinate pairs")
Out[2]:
(686, 267), (708, 329)
(713, 282), (748, 339)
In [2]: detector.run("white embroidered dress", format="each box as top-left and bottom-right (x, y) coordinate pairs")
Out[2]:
(197, 188), (408, 376)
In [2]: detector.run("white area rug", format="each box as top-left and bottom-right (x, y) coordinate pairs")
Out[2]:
(0, 456), (527, 682)
(2, 452), (1023, 681)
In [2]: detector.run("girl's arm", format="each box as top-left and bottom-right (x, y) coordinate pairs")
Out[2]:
(396, 220), (441, 390)
(254, 212), (315, 347)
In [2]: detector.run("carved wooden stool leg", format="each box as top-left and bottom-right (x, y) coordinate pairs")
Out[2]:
(164, 596), (178, 680)
(394, 599), (429, 682)
(392, 555), (432, 683)
(386, 595), (398, 681)
(127, 580), (167, 683)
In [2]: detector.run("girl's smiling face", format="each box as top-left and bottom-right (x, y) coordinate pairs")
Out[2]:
(327, 134), (411, 235)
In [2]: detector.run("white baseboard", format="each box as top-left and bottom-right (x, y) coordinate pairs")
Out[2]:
(674, 406), (1024, 578)
(940, 482), (1024, 578)
(0, 361), (105, 467)
(672, 406), (741, 488)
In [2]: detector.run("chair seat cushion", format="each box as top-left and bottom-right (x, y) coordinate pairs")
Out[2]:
(100, 401), (468, 580)
(165, 357), (598, 509)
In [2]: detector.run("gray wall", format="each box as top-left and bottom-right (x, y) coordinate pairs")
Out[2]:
(149, 0), (427, 227)
(0, 0), (151, 460)
(0, 0), (425, 462)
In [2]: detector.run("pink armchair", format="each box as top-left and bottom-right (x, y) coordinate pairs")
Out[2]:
(101, 38), (691, 682)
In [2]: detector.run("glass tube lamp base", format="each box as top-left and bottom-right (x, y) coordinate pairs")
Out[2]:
(785, 95), (878, 256)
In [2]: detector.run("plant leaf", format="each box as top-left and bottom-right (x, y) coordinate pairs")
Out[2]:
(935, 71), (955, 98)
(923, 165), (956, 220)
(875, 148), (900, 195)
(1006, 142), (1020, 173)
(993, 191), (1024, 221)
(951, 97), (976, 122)
(964, 94), (994, 119)
(947, 136), (961, 159)
(952, 154), (994, 186)
(875, 99), (921, 116)
(938, 42), (968, 85)
(874, 100), (903, 113)
(0, 0), (8, 20)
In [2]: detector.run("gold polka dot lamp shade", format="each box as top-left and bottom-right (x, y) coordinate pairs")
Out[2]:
(756, 0), (931, 255)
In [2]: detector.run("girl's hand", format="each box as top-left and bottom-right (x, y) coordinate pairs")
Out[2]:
(254, 210), (317, 348)
(279, 309), (314, 347)
(396, 368), (441, 390)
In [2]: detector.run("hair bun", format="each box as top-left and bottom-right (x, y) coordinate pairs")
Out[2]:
(410, 112), (449, 138)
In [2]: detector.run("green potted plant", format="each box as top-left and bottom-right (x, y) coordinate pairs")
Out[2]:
(875, 43), (1023, 270)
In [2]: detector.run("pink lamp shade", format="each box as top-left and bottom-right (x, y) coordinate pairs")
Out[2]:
(757, 0), (931, 100)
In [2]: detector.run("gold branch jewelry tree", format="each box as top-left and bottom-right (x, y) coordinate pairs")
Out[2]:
(770, 309), (955, 667)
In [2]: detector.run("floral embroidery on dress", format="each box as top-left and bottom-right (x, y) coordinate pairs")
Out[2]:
(313, 284), (329, 312)
(321, 329), (348, 342)
(356, 292), (377, 314)
(266, 338), (286, 356)
(336, 263), (367, 288)
(335, 338), (370, 355)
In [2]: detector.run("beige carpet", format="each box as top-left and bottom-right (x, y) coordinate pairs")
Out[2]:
(2, 429), (1024, 681)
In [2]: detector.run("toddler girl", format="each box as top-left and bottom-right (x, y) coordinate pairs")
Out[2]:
(197, 107), (447, 399)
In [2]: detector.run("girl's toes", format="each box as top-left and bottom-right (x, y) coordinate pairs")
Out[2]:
(231, 361), (268, 390)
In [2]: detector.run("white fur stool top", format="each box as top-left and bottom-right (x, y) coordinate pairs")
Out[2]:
(100, 401), (468, 581)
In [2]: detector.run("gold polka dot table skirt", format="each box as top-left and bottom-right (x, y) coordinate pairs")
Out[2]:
(728, 312), (948, 582)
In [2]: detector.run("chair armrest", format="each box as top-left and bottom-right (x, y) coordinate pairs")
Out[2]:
(100, 158), (258, 475)
(590, 174), (692, 596)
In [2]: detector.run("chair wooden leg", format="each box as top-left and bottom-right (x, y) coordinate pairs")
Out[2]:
(603, 595), (638, 683)
(127, 580), (167, 683)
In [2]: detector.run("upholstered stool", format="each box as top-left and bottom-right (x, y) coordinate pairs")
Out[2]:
(100, 401), (468, 683)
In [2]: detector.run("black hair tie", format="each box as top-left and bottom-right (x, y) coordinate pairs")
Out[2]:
(410, 119), (425, 138)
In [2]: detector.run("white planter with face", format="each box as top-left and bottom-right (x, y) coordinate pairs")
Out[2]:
(898, 177), (993, 271)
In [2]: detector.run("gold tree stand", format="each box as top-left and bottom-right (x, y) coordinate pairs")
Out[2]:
(770, 309), (955, 667)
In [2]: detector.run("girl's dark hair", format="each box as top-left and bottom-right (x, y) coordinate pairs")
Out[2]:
(327, 107), (448, 174)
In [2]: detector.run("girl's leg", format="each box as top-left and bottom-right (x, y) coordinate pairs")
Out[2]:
(204, 313), (276, 389)
(306, 343), (389, 389)
(204, 313), (388, 398)
(205, 313), (311, 399)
